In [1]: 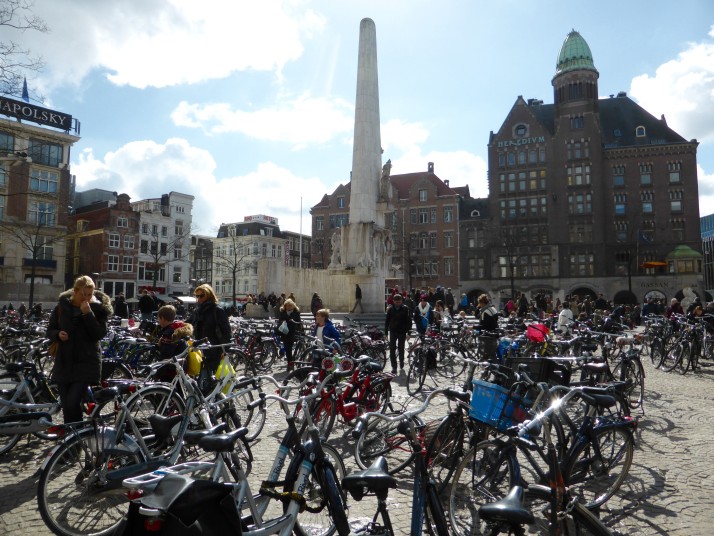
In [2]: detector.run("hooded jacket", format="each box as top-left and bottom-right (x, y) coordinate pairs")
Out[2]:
(157, 321), (194, 360)
(46, 289), (113, 384)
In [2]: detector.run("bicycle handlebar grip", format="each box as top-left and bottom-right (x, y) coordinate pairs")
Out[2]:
(247, 392), (266, 410)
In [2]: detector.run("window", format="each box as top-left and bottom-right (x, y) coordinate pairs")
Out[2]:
(444, 206), (454, 223)
(122, 256), (133, 272)
(0, 196), (4, 221)
(614, 193), (627, 215)
(160, 243), (167, 255)
(570, 115), (584, 129)
(419, 189), (427, 202)
(419, 232), (428, 249)
(431, 207), (437, 223)
(444, 257), (454, 276)
(669, 171), (680, 183)
(635, 126), (646, 137)
(0, 130), (14, 152)
(28, 201), (56, 226)
(316, 216), (324, 231)
(569, 252), (594, 276)
(507, 152), (516, 166)
(444, 231), (454, 248)
(117, 216), (128, 228)
(124, 235), (135, 249)
(613, 175), (625, 187)
(429, 232), (437, 249)
(569, 224), (593, 243)
(30, 169), (59, 193)
(337, 196), (345, 208)
(30, 236), (54, 260)
(173, 266), (182, 283)
(528, 149), (537, 164)
(151, 224), (158, 236)
(418, 208), (428, 224)
(175, 222), (184, 236)
(518, 151), (526, 164)
(174, 247), (182, 260)
(515, 124), (527, 137)
(107, 255), (119, 271)
(142, 223), (149, 234)
(108, 233), (120, 248)
(28, 138), (62, 167)
(671, 201), (682, 212)
(140, 240), (148, 253)
(568, 193), (592, 214)
(161, 225), (168, 237)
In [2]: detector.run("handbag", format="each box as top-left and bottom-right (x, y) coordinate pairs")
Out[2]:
(278, 321), (289, 335)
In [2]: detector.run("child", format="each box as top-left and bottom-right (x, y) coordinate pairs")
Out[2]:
(156, 305), (194, 360)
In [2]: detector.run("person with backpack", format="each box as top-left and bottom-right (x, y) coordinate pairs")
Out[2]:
(156, 304), (193, 360)
(477, 294), (499, 360)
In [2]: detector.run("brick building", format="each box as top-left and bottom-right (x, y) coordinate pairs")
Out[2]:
(463, 30), (702, 305)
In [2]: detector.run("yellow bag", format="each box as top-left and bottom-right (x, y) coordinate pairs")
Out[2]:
(186, 347), (203, 377)
(216, 357), (236, 394)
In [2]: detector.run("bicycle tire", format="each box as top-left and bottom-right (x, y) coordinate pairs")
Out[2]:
(0, 374), (22, 454)
(407, 348), (428, 396)
(649, 339), (666, 369)
(254, 340), (278, 372)
(430, 344), (467, 381)
(123, 384), (186, 447)
(220, 388), (265, 442)
(286, 445), (348, 536)
(426, 413), (467, 494)
(676, 340), (692, 375)
(357, 378), (392, 416)
(563, 425), (634, 509)
(660, 341), (686, 372)
(449, 439), (518, 536)
(354, 412), (421, 474)
(690, 338), (701, 371)
(523, 484), (615, 535)
(38, 427), (146, 536)
(612, 359), (645, 410)
(312, 396), (337, 439)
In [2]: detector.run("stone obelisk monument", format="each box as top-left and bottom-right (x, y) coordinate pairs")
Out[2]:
(328, 18), (393, 313)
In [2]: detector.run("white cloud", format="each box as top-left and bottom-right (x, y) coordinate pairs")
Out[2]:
(72, 138), (326, 235)
(171, 93), (354, 147)
(29, 0), (325, 90)
(698, 163), (714, 217)
(630, 25), (714, 143)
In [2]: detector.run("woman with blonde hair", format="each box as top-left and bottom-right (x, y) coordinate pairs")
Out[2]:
(46, 275), (112, 424)
(278, 298), (302, 370)
(187, 283), (231, 382)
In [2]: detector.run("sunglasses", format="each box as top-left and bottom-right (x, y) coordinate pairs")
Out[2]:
(194, 293), (206, 298)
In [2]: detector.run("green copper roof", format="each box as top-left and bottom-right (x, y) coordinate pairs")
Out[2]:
(555, 30), (598, 75)
(666, 245), (702, 259)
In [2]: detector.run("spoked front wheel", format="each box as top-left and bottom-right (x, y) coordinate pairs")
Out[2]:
(406, 349), (428, 396)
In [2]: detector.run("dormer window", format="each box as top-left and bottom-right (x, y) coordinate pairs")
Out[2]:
(635, 126), (646, 137)
(514, 124), (528, 137)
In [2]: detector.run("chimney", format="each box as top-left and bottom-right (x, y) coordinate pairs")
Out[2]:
(428, 162), (434, 173)
(444, 179), (450, 187)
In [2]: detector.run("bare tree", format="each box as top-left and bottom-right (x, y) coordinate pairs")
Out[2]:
(144, 225), (194, 292)
(213, 234), (256, 308)
(0, 0), (48, 98)
(0, 210), (64, 307)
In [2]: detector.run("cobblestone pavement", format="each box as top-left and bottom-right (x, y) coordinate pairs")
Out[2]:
(1, 352), (713, 535)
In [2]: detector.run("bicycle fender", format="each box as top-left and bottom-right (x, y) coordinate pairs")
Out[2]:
(40, 425), (142, 471)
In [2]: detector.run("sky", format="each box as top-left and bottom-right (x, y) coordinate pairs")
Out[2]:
(6, 0), (714, 236)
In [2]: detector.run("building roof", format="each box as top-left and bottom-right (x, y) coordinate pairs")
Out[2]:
(555, 30), (598, 76)
(521, 94), (690, 147)
(389, 171), (459, 200)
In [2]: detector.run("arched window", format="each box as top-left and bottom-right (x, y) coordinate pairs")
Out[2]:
(635, 125), (646, 137)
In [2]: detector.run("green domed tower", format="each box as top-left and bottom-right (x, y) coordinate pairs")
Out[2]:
(552, 30), (599, 108)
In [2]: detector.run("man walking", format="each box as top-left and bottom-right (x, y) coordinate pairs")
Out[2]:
(351, 283), (364, 313)
(385, 293), (411, 374)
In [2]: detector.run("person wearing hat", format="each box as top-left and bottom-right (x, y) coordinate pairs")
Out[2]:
(414, 294), (433, 335)
(385, 293), (411, 374)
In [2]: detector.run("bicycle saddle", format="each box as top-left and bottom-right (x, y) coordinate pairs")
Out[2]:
(478, 485), (534, 525)
(342, 456), (397, 500)
(197, 426), (249, 453)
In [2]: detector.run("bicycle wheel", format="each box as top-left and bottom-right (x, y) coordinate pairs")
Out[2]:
(564, 425), (634, 509)
(449, 440), (518, 536)
(426, 413), (467, 494)
(354, 412), (421, 474)
(0, 372), (29, 455)
(407, 348), (428, 396)
(123, 384), (185, 445)
(660, 341), (686, 372)
(676, 341), (692, 375)
(429, 344), (467, 381)
(357, 378), (392, 416)
(311, 396), (337, 439)
(38, 427), (146, 536)
(523, 484), (615, 535)
(649, 339), (666, 369)
(100, 359), (134, 381)
(287, 444), (349, 536)
(690, 338), (701, 371)
(612, 359), (645, 410)
(254, 340), (278, 372)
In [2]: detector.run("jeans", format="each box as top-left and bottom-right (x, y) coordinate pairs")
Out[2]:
(389, 331), (406, 370)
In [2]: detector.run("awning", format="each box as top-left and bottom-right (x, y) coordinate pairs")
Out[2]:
(174, 296), (197, 304)
(641, 261), (667, 269)
(153, 294), (173, 302)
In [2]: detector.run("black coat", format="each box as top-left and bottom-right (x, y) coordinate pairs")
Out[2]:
(114, 296), (129, 319)
(46, 289), (112, 385)
(278, 308), (303, 342)
(385, 304), (412, 334)
(188, 302), (231, 363)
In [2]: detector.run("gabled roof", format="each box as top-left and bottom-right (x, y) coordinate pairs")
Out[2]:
(389, 171), (459, 200)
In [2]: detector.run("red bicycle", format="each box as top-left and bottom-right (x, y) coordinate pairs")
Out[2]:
(283, 354), (394, 440)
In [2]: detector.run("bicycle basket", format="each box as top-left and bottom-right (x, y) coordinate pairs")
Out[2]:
(469, 379), (532, 432)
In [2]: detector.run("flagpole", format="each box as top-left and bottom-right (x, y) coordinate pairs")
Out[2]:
(299, 196), (303, 269)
